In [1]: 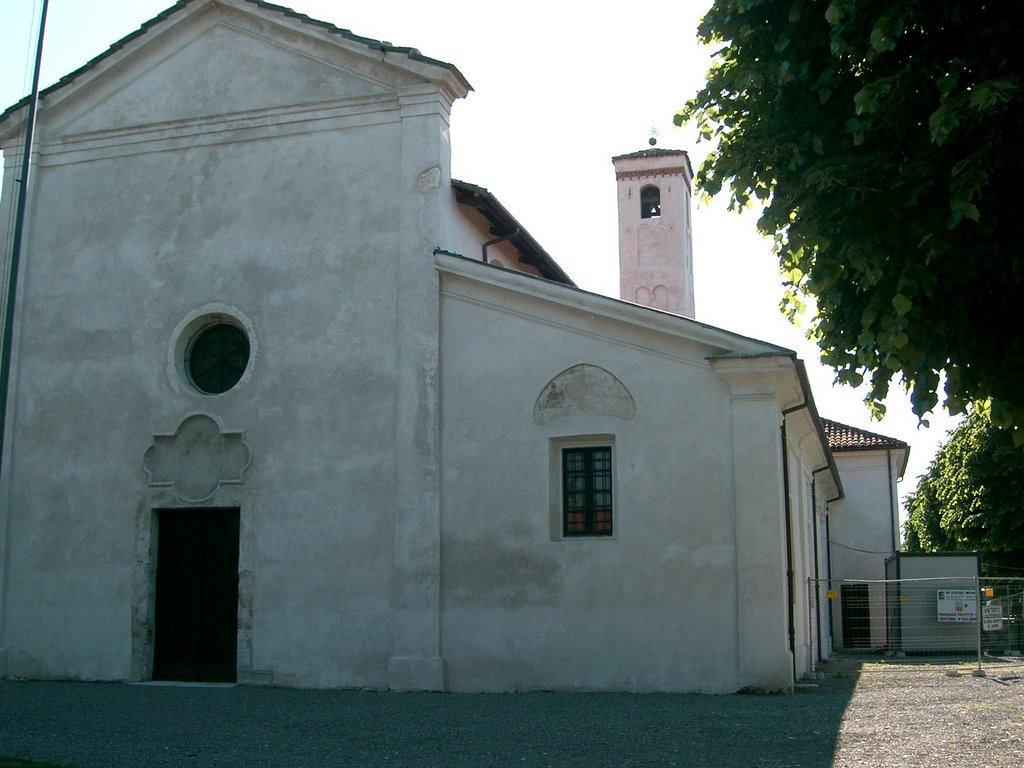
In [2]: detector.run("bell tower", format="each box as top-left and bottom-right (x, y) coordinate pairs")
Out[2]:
(612, 148), (695, 318)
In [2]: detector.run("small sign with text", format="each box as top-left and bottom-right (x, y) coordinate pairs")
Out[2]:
(982, 604), (1003, 632)
(937, 589), (977, 623)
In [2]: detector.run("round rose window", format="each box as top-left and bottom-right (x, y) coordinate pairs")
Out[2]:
(185, 322), (250, 395)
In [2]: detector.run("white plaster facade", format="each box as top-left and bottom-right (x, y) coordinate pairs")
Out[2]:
(0, 0), (878, 693)
(823, 423), (909, 650)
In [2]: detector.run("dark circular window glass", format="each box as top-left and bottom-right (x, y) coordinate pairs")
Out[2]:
(186, 322), (250, 394)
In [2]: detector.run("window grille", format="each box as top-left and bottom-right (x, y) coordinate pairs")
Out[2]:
(186, 322), (250, 395)
(562, 446), (613, 536)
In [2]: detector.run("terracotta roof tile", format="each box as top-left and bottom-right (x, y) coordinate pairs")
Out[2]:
(822, 418), (908, 452)
(451, 179), (575, 286)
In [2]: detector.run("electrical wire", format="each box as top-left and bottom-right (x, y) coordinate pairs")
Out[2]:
(828, 539), (897, 555)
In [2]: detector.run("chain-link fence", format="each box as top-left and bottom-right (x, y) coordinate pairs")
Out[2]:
(816, 577), (1024, 673)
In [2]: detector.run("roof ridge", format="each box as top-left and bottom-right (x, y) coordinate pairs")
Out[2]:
(1, 0), (467, 125)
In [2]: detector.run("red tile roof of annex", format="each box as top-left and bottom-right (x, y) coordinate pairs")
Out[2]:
(822, 419), (908, 452)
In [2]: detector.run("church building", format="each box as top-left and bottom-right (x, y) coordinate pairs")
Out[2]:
(0, 0), (906, 693)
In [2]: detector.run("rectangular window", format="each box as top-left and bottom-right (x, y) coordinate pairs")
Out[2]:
(562, 446), (613, 536)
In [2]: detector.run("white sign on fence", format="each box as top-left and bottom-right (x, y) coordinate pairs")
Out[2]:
(983, 604), (1004, 632)
(937, 589), (977, 623)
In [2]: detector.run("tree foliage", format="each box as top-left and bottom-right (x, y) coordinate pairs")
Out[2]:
(676, 0), (1024, 431)
(904, 409), (1024, 574)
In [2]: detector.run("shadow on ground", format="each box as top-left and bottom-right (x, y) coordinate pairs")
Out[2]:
(0, 663), (862, 768)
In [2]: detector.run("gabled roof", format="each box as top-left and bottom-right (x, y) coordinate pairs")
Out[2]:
(0, 0), (470, 126)
(451, 179), (575, 286)
(823, 419), (908, 452)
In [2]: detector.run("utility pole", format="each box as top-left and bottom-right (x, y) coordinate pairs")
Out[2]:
(0, 0), (50, 481)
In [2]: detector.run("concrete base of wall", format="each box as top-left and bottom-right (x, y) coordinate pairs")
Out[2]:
(237, 669), (274, 686)
(388, 655), (444, 691)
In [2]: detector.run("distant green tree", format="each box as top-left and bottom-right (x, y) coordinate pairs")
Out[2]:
(676, 0), (1024, 432)
(904, 409), (1024, 574)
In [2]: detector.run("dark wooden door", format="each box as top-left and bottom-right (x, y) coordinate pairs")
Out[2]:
(153, 508), (240, 682)
(841, 583), (871, 649)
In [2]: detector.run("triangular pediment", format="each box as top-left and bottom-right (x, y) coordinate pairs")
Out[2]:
(17, 0), (469, 137)
(58, 24), (391, 134)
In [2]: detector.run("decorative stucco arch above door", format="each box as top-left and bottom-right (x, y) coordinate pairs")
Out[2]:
(143, 413), (251, 503)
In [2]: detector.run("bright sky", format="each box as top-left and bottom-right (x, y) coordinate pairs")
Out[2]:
(0, 0), (961, 522)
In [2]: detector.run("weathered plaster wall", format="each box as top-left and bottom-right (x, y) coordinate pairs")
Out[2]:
(4, 128), (402, 684)
(829, 450), (903, 649)
(437, 261), (755, 693)
(830, 451), (901, 581)
(0, 3), (462, 687)
(717, 366), (791, 691)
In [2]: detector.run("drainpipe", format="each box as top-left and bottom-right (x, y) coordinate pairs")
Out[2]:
(779, 416), (797, 684)
(887, 448), (897, 553)
(811, 479), (822, 663)
(825, 513), (835, 649)
(481, 228), (519, 264)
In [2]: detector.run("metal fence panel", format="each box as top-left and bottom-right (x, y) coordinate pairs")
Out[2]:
(816, 577), (1024, 672)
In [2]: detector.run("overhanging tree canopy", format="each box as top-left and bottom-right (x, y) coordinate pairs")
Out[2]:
(676, 0), (1023, 430)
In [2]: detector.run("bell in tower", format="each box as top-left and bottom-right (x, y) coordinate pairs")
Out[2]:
(612, 147), (695, 318)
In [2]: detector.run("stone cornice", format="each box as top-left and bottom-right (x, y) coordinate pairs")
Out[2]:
(708, 355), (797, 402)
(614, 167), (689, 181)
(436, 251), (788, 363)
(24, 94), (402, 167)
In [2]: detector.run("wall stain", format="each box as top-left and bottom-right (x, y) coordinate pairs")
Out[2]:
(444, 539), (561, 608)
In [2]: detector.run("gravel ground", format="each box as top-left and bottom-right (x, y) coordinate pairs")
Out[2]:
(0, 658), (1021, 767)
(829, 659), (1023, 767)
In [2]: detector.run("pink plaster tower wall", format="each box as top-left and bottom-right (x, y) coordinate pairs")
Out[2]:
(612, 148), (695, 318)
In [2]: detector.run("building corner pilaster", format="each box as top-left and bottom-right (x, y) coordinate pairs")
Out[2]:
(711, 356), (796, 691)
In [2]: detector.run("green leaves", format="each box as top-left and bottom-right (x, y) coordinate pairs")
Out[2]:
(969, 77), (1018, 110)
(869, 24), (896, 54)
(679, 0), (1024, 431)
(869, 11), (904, 54)
(824, 1), (846, 26)
(891, 293), (911, 316)
(904, 410), (1024, 574)
(935, 76), (957, 98)
(928, 102), (959, 145)
(852, 86), (877, 115)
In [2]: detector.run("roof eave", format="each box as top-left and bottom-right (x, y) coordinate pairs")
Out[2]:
(792, 360), (845, 500)
(451, 179), (575, 287)
(0, 0), (472, 131)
